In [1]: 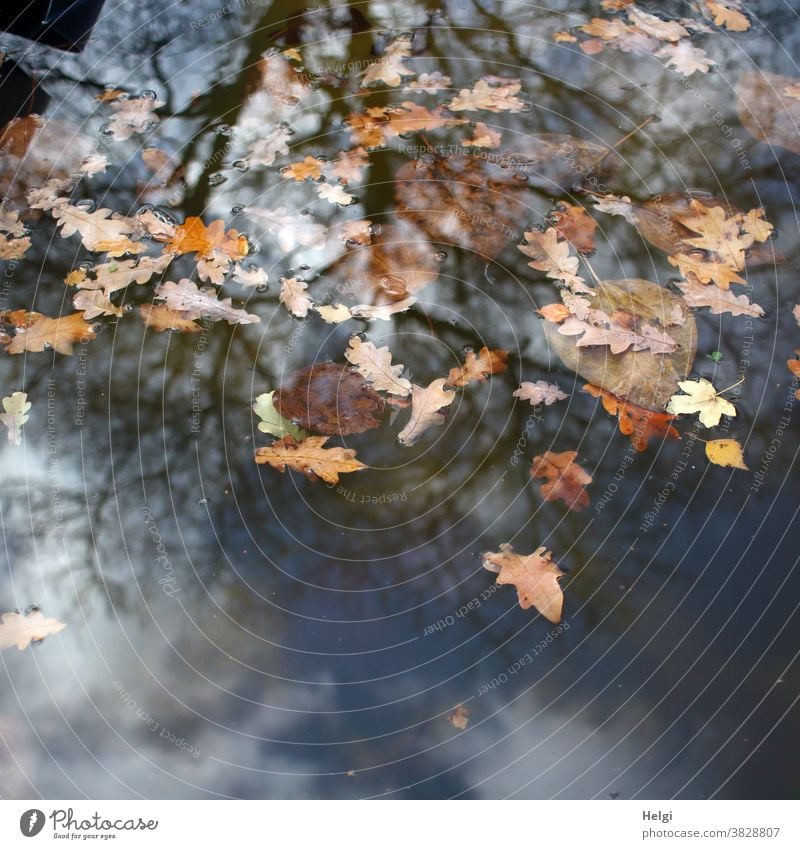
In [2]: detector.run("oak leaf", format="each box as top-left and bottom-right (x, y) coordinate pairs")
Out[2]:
(447, 704), (470, 730)
(0, 610), (66, 650)
(3, 311), (95, 355)
(279, 277), (313, 317)
(482, 543), (565, 621)
(104, 94), (164, 140)
(154, 279), (259, 325)
(705, 0), (750, 31)
(446, 347), (508, 387)
(549, 202), (597, 254)
(513, 381), (567, 406)
(361, 36), (415, 87)
(449, 77), (526, 113)
(282, 155), (324, 181)
(675, 275), (764, 317)
(397, 379), (455, 446)
(0, 392), (30, 445)
(139, 304), (201, 333)
(344, 336), (412, 396)
(254, 435), (366, 484)
(583, 384), (680, 452)
(51, 203), (142, 255)
(165, 217), (249, 263)
(530, 450), (592, 511)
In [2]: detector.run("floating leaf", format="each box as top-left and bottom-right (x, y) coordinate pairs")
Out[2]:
(482, 543), (565, 621)
(513, 381), (567, 406)
(255, 436), (366, 484)
(542, 278), (697, 411)
(705, 438), (748, 469)
(344, 337), (412, 396)
(0, 610), (66, 650)
(397, 378), (455, 446)
(253, 391), (306, 440)
(583, 384), (680, 452)
(666, 378), (736, 427)
(446, 347), (508, 388)
(0, 391), (31, 445)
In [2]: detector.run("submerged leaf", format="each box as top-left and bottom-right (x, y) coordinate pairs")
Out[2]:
(530, 450), (592, 511)
(542, 279), (696, 411)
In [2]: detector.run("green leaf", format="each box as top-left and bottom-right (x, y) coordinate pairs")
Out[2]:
(253, 391), (306, 440)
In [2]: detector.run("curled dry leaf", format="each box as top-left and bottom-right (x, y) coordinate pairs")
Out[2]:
(446, 347), (508, 388)
(397, 378), (455, 446)
(0, 610), (66, 650)
(255, 435), (366, 485)
(274, 363), (385, 436)
(666, 378), (736, 427)
(0, 391), (31, 445)
(583, 384), (680, 452)
(139, 304), (200, 333)
(705, 438), (748, 469)
(344, 336), (412, 396)
(530, 450), (592, 511)
(542, 279), (697, 411)
(513, 381), (567, 406)
(2, 310), (95, 355)
(482, 543), (565, 621)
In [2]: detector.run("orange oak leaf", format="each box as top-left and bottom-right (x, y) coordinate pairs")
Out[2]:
(538, 303), (571, 323)
(139, 304), (201, 333)
(482, 543), (565, 621)
(583, 383), (680, 452)
(788, 350), (800, 400)
(165, 217), (249, 261)
(530, 450), (592, 511)
(2, 310), (95, 355)
(254, 435), (366, 484)
(446, 347), (508, 387)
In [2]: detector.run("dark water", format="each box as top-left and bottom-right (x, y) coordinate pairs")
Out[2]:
(1, 0), (799, 799)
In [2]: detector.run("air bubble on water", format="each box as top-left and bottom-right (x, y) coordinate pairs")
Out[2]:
(448, 319), (457, 327)
(368, 223), (382, 236)
(299, 263), (310, 271)
(198, 497), (208, 505)
(461, 345), (474, 356)
(79, 261), (95, 271)
(513, 172), (529, 182)
(232, 160), (249, 172)
(76, 199), (96, 212)
(141, 89), (158, 100)
(282, 95), (301, 107)
(115, 92), (130, 102)
(99, 123), (115, 137)
(299, 208), (311, 216)
(643, 112), (661, 124)
(398, 31), (414, 40)
(136, 204), (154, 215)
(243, 235), (259, 254)
(208, 173), (227, 186)
(434, 251), (447, 261)
(263, 46), (282, 57)
(214, 123), (233, 136)
(231, 204), (245, 215)
(256, 283), (269, 293)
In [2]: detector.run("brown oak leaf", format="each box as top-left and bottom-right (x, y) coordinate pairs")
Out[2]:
(530, 450), (592, 511)
(446, 347), (508, 387)
(254, 435), (366, 484)
(482, 543), (565, 621)
(583, 384), (680, 452)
